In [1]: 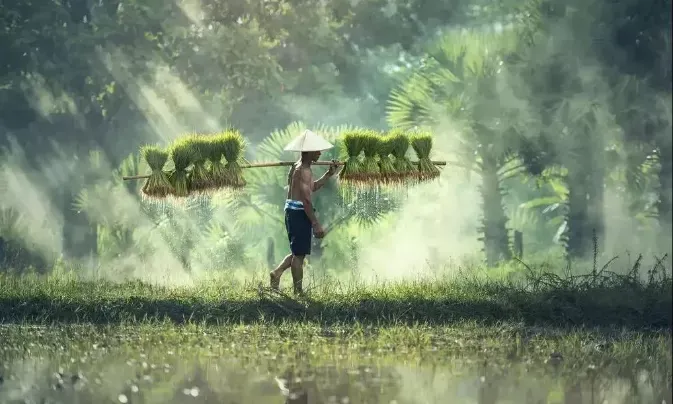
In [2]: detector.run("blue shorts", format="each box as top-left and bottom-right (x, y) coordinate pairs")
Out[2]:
(284, 199), (313, 256)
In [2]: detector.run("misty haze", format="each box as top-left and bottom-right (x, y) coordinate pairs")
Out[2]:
(0, 0), (671, 403)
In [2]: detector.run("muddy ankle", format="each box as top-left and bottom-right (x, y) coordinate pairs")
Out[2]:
(293, 281), (303, 296)
(269, 272), (280, 289)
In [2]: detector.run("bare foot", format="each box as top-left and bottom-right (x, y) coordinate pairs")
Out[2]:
(269, 272), (280, 290)
(293, 283), (304, 297)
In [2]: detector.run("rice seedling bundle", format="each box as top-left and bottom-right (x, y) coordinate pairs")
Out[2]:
(338, 129), (368, 184)
(376, 135), (397, 184)
(168, 138), (196, 197)
(187, 135), (215, 193)
(207, 134), (228, 188)
(221, 129), (246, 188)
(140, 145), (173, 198)
(125, 129), (447, 197)
(388, 129), (417, 181)
(410, 130), (440, 180)
(360, 130), (382, 181)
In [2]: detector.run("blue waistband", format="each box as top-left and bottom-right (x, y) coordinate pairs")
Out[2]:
(285, 199), (304, 210)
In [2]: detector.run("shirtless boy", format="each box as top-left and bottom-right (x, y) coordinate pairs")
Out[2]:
(270, 130), (340, 295)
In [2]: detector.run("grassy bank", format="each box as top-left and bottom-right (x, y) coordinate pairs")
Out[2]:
(0, 261), (670, 329)
(0, 260), (671, 403)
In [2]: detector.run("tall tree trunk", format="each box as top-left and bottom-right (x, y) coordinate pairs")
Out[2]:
(0, 237), (5, 268)
(657, 141), (672, 247)
(564, 167), (591, 258)
(565, 128), (605, 259)
(479, 153), (512, 267)
(587, 129), (606, 255)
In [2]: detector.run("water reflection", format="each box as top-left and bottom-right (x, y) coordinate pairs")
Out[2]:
(1, 354), (671, 403)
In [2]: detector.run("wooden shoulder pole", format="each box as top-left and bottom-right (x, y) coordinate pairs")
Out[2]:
(122, 160), (447, 180)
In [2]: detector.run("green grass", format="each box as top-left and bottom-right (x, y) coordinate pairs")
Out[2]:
(0, 264), (671, 403)
(0, 264), (670, 328)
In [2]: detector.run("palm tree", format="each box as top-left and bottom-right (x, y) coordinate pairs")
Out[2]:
(223, 121), (401, 270)
(386, 29), (533, 266)
(612, 75), (672, 246)
(72, 149), (250, 276)
(507, 0), (650, 259)
(0, 146), (62, 271)
(653, 94), (672, 244)
(509, 166), (570, 253)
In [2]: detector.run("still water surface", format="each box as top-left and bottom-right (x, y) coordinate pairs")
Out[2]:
(0, 325), (670, 404)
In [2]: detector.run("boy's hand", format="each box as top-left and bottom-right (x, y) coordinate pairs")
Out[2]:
(326, 160), (341, 177)
(313, 222), (326, 238)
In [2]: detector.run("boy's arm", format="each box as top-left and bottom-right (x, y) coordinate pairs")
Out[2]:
(312, 171), (330, 192)
(313, 161), (339, 191)
(299, 169), (320, 227)
(286, 164), (296, 198)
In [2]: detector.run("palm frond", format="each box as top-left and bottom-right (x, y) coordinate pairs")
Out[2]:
(508, 204), (540, 230)
(221, 191), (283, 234)
(245, 168), (288, 208)
(386, 73), (437, 130)
(552, 220), (568, 245)
(87, 149), (109, 172)
(256, 121), (307, 161)
(519, 196), (564, 211)
(350, 188), (399, 227)
(73, 183), (116, 226)
(0, 208), (23, 239)
(498, 160), (526, 181)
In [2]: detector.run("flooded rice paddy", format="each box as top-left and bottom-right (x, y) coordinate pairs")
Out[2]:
(0, 324), (670, 404)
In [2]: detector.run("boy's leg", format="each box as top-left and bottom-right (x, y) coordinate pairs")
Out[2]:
(283, 207), (312, 295)
(270, 208), (293, 290)
(270, 254), (292, 290)
(291, 255), (305, 295)
(290, 209), (313, 296)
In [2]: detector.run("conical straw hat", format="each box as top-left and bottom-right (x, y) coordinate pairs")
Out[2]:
(284, 129), (334, 152)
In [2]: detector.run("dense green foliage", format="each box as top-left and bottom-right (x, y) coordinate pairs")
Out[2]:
(1, 4), (670, 400)
(0, 0), (670, 272)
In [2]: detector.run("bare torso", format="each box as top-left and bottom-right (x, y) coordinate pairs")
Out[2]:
(287, 162), (312, 201)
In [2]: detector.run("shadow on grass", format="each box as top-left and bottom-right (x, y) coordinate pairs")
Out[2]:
(0, 281), (670, 329)
(1, 252), (671, 329)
